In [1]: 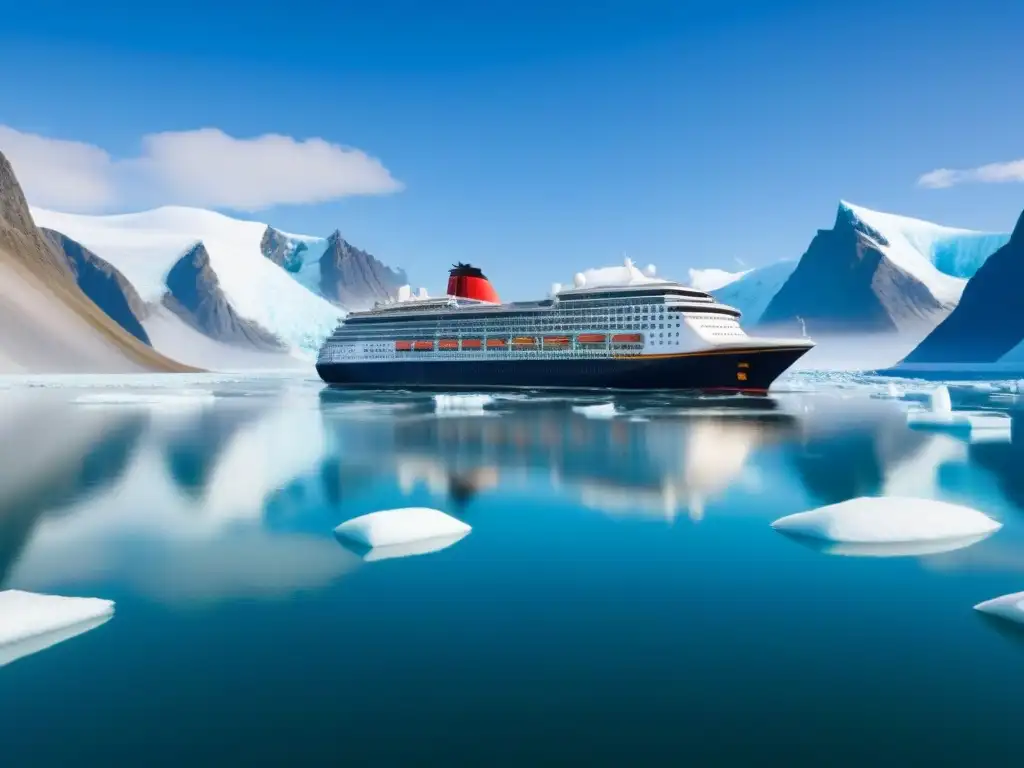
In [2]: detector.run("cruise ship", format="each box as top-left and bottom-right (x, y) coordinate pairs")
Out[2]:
(315, 261), (814, 392)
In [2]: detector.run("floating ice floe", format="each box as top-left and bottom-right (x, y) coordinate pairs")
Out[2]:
(433, 394), (495, 414)
(905, 384), (1012, 435)
(870, 381), (904, 401)
(334, 507), (471, 562)
(974, 591), (1024, 626)
(73, 390), (216, 410)
(770, 496), (1001, 548)
(572, 402), (617, 419)
(0, 590), (115, 668)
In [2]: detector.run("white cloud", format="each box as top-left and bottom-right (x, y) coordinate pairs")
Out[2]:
(918, 159), (1024, 189)
(0, 125), (118, 210)
(0, 125), (402, 213)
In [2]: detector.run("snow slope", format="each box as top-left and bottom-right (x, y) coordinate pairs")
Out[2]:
(688, 267), (752, 293)
(707, 260), (798, 325)
(840, 201), (1008, 304)
(31, 206), (343, 357)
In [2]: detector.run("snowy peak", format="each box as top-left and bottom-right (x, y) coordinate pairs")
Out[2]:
(318, 230), (407, 310)
(30, 205), (344, 358)
(836, 200), (1008, 281)
(759, 201), (1008, 336)
(163, 242), (285, 352)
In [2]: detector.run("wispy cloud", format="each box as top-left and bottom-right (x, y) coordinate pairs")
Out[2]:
(918, 158), (1024, 189)
(0, 125), (403, 213)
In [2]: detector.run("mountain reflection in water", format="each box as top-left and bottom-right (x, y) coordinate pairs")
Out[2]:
(5, 380), (1024, 764)
(2, 383), (1024, 605)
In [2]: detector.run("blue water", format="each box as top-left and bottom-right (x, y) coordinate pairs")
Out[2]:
(2, 375), (1024, 765)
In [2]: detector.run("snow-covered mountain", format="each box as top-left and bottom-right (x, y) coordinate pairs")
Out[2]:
(902, 207), (1024, 367)
(759, 201), (1009, 336)
(260, 226), (406, 310)
(688, 261), (798, 325)
(0, 151), (188, 374)
(31, 206), (351, 361)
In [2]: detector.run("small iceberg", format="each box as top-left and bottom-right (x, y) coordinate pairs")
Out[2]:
(572, 402), (617, 419)
(974, 591), (1024, 626)
(770, 496), (1001, 546)
(871, 381), (903, 400)
(433, 394), (494, 414)
(334, 507), (471, 562)
(906, 384), (1011, 435)
(0, 590), (115, 668)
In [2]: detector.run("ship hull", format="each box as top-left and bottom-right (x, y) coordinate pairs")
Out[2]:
(316, 345), (810, 393)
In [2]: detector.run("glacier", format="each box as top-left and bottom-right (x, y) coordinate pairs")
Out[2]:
(30, 206), (343, 357)
(265, 229), (332, 298)
(839, 201), (1009, 303)
(690, 203), (1008, 330)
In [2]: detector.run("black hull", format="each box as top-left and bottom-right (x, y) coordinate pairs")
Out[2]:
(316, 346), (810, 393)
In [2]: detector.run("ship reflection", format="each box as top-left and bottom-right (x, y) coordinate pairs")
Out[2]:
(320, 395), (799, 521)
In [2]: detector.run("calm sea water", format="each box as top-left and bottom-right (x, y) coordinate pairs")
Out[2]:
(2, 374), (1024, 765)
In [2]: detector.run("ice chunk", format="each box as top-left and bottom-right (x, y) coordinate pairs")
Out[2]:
(334, 507), (471, 561)
(931, 385), (952, 413)
(572, 402), (617, 419)
(0, 590), (114, 667)
(770, 496), (1001, 544)
(433, 394), (494, 413)
(974, 591), (1024, 626)
(907, 408), (1011, 434)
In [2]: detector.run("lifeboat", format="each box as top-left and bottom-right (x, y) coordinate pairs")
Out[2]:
(461, 338), (482, 350)
(486, 338), (507, 349)
(438, 339), (459, 350)
(395, 340), (413, 352)
(543, 336), (570, 347)
(512, 336), (537, 347)
(577, 333), (607, 344)
(611, 333), (643, 344)
(413, 340), (434, 351)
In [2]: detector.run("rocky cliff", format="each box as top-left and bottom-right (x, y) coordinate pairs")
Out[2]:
(163, 242), (286, 351)
(904, 208), (1024, 363)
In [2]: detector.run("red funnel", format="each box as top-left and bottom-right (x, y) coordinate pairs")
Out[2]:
(447, 263), (499, 303)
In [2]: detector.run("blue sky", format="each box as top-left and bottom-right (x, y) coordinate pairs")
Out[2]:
(1, 0), (1022, 299)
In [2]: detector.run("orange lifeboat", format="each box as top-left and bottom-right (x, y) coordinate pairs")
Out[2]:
(413, 340), (434, 351)
(438, 339), (459, 350)
(543, 336), (570, 347)
(512, 336), (537, 347)
(577, 333), (606, 344)
(461, 338), (482, 350)
(395, 340), (413, 352)
(486, 338), (507, 349)
(611, 333), (643, 344)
